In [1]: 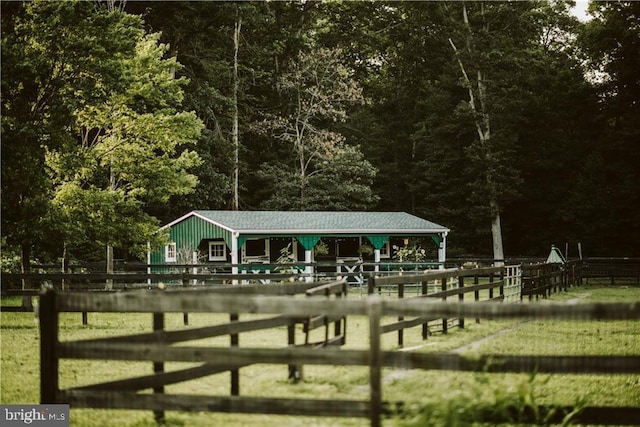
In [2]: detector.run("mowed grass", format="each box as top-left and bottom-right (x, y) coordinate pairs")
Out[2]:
(1, 282), (639, 426)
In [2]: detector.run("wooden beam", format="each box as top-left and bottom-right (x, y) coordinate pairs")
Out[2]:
(54, 292), (640, 320)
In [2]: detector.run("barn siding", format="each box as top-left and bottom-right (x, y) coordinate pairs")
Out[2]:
(150, 216), (232, 264)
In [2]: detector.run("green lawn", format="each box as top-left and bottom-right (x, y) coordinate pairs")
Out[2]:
(1, 283), (638, 426)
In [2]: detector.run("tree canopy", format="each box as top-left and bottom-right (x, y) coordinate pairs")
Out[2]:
(2, 1), (202, 266)
(2, 0), (638, 263)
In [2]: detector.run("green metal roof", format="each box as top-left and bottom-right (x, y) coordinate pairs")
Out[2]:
(163, 211), (449, 235)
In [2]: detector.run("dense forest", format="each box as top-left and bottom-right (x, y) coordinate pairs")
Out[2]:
(2, 0), (639, 269)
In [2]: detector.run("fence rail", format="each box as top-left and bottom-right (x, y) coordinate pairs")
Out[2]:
(584, 257), (640, 285)
(6, 257), (640, 293)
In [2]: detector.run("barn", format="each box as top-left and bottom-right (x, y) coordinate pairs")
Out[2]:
(148, 210), (450, 277)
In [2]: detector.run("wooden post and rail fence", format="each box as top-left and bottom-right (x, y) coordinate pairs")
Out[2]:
(40, 276), (640, 426)
(18, 263), (637, 426)
(2, 260), (638, 425)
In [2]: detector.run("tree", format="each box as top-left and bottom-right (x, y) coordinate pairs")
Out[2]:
(567, 1), (640, 256)
(1, 1), (143, 294)
(447, 2), (536, 264)
(256, 47), (372, 210)
(232, 5), (242, 210)
(47, 32), (203, 286)
(2, 2), (203, 287)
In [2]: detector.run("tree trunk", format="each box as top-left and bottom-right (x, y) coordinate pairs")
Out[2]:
(106, 244), (114, 290)
(490, 199), (505, 266)
(20, 244), (33, 309)
(61, 244), (69, 291)
(232, 8), (241, 211)
(451, 2), (506, 266)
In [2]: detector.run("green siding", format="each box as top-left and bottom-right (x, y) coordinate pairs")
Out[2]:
(151, 215), (232, 263)
(171, 215), (232, 249)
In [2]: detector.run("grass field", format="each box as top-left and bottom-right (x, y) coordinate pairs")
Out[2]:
(1, 282), (639, 426)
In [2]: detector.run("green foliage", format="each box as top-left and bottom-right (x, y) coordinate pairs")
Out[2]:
(393, 244), (428, 263)
(1, 1), (142, 258)
(0, 238), (21, 273)
(395, 372), (586, 426)
(314, 240), (329, 256)
(564, 1), (640, 256)
(255, 47), (373, 210)
(50, 28), (203, 255)
(3, 0), (639, 261)
(273, 242), (297, 274)
(1, 1), (202, 262)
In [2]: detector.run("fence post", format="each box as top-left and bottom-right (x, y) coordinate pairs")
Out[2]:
(398, 283), (404, 347)
(153, 312), (165, 424)
(488, 272), (495, 300)
(474, 273), (480, 324)
(367, 274), (375, 296)
(40, 288), (58, 404)
(611, 262), (615, 286)
(339, 281), (347, 339)
(421, 280), (429, 339)
(441, 278), (448, 334)
(458, 275), (465, 329)
(230, 313), (240, 395)
(288, 322), (303, 382)
(183, 267), (190, 325)
(368, 297), (382, 427)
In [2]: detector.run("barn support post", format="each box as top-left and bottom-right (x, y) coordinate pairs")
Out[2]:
(437, 231), (448, 269)
(304, 249), (313, 282)
(231, 232), (239, 285)
(374, 249), (380, 273)
(367, 297), (382, 427)
(40, 288), (58, 404)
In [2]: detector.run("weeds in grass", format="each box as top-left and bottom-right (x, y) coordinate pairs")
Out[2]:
(391, 371), (589, 427)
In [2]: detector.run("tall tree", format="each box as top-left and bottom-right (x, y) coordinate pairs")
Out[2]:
(567, 1), (640, 256)
(47, 32), (203, 286)
(500, 0), (596, 255)
(1, 1), (142, 281)
(2, 1), (203, 286)
(256, 47), (373, 210)
(447, 2), (536, 264)
(232, 5), (242, 210)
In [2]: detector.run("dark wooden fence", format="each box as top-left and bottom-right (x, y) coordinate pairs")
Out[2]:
(3, 257), (637, 294)
(36, 270), (640, 427)
(584, 258), (640, 285)
(521, 259), (585, 300)
(366, 266), (520, 346)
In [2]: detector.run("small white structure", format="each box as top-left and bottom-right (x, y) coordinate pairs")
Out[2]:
(546, 245), (566, 264)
